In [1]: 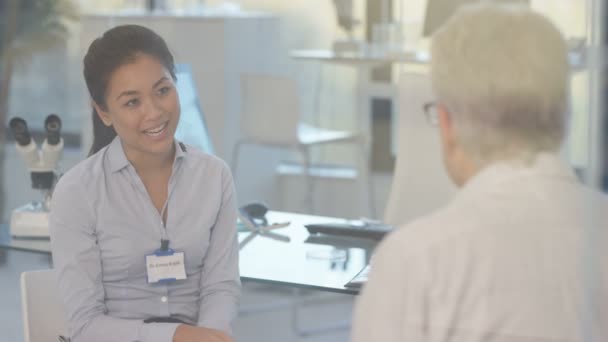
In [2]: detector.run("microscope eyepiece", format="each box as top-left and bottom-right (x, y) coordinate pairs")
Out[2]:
(9, 117), (32, 146)
(44, 114), (62, 146)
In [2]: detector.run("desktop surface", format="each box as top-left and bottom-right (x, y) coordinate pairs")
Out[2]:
(0, 211), (377, 294)
(290, 49), (430, 66)
(0, 223), (51, 255)
(239, 211), (376, 294)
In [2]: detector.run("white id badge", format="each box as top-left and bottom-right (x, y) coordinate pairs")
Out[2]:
(145, 249), (187, 284)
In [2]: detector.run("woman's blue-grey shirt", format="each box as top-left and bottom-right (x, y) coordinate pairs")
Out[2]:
(50, 137), (240, 342)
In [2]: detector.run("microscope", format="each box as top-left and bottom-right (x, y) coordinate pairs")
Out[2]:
(9, 114), (63, 238)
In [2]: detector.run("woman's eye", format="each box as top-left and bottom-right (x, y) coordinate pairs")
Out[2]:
(125, 98), (139, 107)
(158, 86), (171, 95)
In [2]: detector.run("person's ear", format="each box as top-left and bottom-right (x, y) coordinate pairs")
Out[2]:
(437, 104), (457, 151)
(93, 101), (112, 127)
(437, 105), (478, 187)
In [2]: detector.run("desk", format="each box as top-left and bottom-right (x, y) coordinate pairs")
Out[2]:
(290, 49), (430, 67)
(0, 211), (376, 295)
(0, 223), (51, 255)
(290, 49), (429, 132)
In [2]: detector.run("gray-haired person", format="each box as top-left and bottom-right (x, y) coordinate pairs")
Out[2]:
(352, 4), (607, 342)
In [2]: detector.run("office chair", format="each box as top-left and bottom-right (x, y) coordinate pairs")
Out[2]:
(21, 269), (68, 342)
(383, 72), (456, 226)
(232, 73), (375, 215)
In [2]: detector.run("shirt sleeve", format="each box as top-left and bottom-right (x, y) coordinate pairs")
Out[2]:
(351, 233), (428, 342)
(196, 161), (241, 334)
(50, 174), (180, 342)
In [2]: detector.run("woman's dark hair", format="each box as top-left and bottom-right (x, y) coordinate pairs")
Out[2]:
(84, 25), (176, 156)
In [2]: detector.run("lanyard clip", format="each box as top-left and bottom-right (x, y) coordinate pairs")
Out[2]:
(160, 239), (170, 251)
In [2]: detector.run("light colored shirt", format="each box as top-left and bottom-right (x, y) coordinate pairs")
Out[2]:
(50, 137), (241, 342)
(353, 153), (608, 342)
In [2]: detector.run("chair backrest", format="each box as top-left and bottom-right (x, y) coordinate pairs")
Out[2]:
(174, 63), (214, 154)
(383, 72), (457, 226)
(21, 269), (67, 342)
(240, 73), (301, 145)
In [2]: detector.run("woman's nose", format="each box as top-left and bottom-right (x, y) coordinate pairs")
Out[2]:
(145, 97), (165, 119)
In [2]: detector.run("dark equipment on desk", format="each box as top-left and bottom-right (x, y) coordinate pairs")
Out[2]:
(237, 203), (291, 249)
(239, 202), (269, 227)
(238, 202), (290, 234)
(305, 221), (394, 241)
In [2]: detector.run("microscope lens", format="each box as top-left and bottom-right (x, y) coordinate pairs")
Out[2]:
(45, 114), (62, 145)
(9, 117), (31, 146)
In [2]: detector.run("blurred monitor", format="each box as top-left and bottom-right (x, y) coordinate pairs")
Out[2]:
(423, 0), (529, 37)
(174, 64), (214, 154)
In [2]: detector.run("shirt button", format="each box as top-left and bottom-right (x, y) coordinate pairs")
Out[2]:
(161, 296), (168, 303)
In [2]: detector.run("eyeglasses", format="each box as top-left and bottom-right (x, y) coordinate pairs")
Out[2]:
(423, 101), (439, 126)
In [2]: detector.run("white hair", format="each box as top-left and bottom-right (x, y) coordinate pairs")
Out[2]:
(430, 3), (569, 165)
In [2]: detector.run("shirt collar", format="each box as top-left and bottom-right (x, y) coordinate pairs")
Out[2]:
(175, 141), (187, 160)
(107, 136), (187, 173)
(457, 153), (578, 199)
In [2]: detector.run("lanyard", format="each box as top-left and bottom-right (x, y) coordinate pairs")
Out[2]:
(157, 162), (182, 251)
(159, 199), (171, 251)
(159, 142), (187, 250)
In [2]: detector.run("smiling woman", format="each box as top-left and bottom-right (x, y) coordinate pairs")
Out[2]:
(93, 54), (180, 168)
(49, 25), (240, 342)
(84, 25), (179, 159)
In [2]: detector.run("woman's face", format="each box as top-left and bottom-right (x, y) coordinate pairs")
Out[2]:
(95, 53), (180, 161)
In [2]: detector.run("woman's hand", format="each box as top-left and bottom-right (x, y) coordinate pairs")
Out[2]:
(173, 324), (234, 342)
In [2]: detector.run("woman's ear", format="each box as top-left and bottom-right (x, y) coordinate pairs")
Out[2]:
(92, 101), (112, 127)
